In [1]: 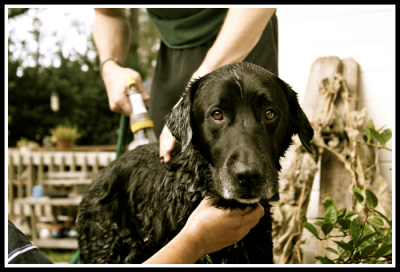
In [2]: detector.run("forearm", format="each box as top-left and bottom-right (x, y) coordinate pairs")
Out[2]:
(92, 8), (130, 66)
(143, 229), (203, 264)
(196, 8), (276, 76)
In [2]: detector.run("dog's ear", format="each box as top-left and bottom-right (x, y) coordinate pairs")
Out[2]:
(164, 77), (203, 152)
(284, 83), (314, 154)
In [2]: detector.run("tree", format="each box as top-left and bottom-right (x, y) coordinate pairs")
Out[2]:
(8, 8), (29, 19)
(8, 8), (160, 147)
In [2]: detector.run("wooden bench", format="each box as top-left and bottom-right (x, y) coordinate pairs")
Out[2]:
(8, 149), (115, 249)
(14, 196), (82, 249)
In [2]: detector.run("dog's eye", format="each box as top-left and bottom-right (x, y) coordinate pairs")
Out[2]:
(265, 110), (275, 120)
(212, 110), (223, 120)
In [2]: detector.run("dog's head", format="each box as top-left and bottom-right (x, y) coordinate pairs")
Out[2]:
(166, 63), (314, 205)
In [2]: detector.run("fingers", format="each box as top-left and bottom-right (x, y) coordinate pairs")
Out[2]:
(242, 203), (264, 229)
(159, 125), (176, 163)
(102, 63), (150, 116)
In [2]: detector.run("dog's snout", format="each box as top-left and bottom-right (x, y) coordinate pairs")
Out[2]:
(232, 161), (263, 184)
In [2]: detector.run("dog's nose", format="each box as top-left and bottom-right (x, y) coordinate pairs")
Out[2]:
(232, 161), (263, 184)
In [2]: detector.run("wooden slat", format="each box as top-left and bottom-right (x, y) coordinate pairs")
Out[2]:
(29, 204), (38, 243)
(38, 155), (44, 186)
(82, 155), (88, 173)
(71, 155), (76, 172)
(316, 58), (360, 261)
(27, 156), (33, 197)
(49, 154), (54, 172)
(43, 179), (93, 185)
(17, 154), (23, 199)
(46, 172), (94, 179)
(8, 153), (14, 215)
(301, 56), (342, 123)
(15, 196), (82, 206)
(7, 150), (116, 167)
(336, 57), (360, 120)
(33, 238), (78, 249)
(60, 156), (65, 171)
(93, 156), (99, 174)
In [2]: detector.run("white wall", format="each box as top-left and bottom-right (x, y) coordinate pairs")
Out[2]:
(276, 6), (394, 189)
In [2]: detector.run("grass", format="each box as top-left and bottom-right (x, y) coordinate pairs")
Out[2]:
(39, 248), (78, 264)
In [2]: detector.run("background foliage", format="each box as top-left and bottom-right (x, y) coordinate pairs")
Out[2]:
(8, 8), (160, 147)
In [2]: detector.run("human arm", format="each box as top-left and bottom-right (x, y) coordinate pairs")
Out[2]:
(143, 197), (265, 264)
(93, 8), (150, 116)
(159, 8), (277, 162)
(191, 8), (276, 79)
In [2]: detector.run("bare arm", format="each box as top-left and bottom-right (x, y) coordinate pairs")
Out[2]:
(93, 8), (149, 116)
(143, 198), (264, 264)
(192, 8), (276, 79)
(160, 8), (277, 162)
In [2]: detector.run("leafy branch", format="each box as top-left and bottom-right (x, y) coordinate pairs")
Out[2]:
(301, 187), (392, 264)
(357, 119), (392, 151)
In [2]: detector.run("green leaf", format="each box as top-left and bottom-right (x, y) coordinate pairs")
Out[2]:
(333, 240), (351, 251)
(370, 129), (384, 146)
(338, 218), (351, 230)
(347, 240), (354, 252)
(324, 206), (338, 224)
(379, 129), (392, 147)
(373, 209), (390, 225)
(300, 213), (307, 224)
(313, 221), (325, 226)
(354, 243), (365, 254)
(374, 238), (384, 244)
(362, 224), (374, 236)
(322, 223), (335, 236)
(359, 232), (378, 245)
(367, 216), (384, 226)
(352, 186), (364, 203)
(365, 119), (375, 143)
(358, 241), (368, 250)
(352, 251), (361, 260)
(376, 124), (386, 133)
(375, 243), (392, 259)
(324, 247), (339, 255)
(365, 189), (378, 209)
(337, 208), (346, 219)
(344, 211), (358, 219)
(316, 255), (335, 264)
(351, 218), (362, 246)
(303, 222), (320, 239)
(335, 257), (346, 264)
(370, 222), (383, 234)
(321, 194), (337, 211)
(360, 244), (379, 259)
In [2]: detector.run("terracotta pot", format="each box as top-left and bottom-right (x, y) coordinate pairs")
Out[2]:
(56, 140), (73, 150)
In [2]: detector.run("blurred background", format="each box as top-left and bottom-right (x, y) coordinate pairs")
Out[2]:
(7, 7), (159, 148)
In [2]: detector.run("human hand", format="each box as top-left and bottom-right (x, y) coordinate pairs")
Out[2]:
(159, 125), (176, 163)
(101, 60), (150, 116)
(181, 197), (265, 258)
(159, 68), (210, 163)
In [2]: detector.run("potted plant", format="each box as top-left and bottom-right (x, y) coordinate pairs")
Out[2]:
(17, 137), (39, 153)
(50, 125), (81, 150)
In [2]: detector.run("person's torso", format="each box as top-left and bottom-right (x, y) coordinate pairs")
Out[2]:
(146, 8), (228, 49)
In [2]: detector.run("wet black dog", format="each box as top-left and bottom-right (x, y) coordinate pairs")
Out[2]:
(77, 62), (314, 264)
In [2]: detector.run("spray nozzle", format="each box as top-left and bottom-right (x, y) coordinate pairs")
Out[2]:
(126, 75), (136, 89)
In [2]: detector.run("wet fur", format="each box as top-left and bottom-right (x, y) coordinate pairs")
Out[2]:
(77, 63), (314, 264)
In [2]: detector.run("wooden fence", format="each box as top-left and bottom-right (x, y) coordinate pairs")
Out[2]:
(8, 149), (116, 216)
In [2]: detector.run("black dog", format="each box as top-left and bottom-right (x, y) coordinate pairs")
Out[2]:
(77, 62), (314, 264)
